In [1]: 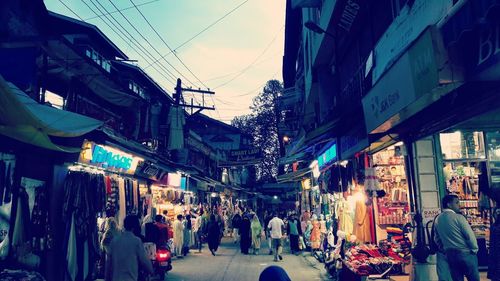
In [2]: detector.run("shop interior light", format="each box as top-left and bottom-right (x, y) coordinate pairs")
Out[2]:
(211, 192), (217, 197)
(283, 135), (290, 143)
(340, 160), (349, 167)
(273, 195), (278, 200)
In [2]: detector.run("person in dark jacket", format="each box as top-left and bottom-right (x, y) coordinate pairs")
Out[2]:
(259, 265), (291, 281)
(232, 212), (242, 243)
(287, 214), (302, 254)
(207, 214), (221, 256)
(240, 215), (252, 254)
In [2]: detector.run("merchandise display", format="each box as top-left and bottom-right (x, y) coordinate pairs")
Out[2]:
(373, 146), (410, 226)
(343, 244), (406, 276)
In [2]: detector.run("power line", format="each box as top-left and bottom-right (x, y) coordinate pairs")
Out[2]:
(129, 0), (209, 89)
(106, 0), (200, 88)
(214, 25), (284, 89)
(58, 0), (84, 21)
(84, 0), (161, 21)
(144, 0), (250, 70)
(82, 0), (177, 87)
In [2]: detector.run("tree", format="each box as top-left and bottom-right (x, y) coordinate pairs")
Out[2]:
(232, 79), (283, 182)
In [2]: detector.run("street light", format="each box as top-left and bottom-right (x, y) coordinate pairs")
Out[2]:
(304, 21), (335, 38)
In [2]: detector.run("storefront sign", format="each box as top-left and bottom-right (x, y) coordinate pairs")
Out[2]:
(317, 143), (337, 169)
(363, 28), (441, 134)
(219, 148), (262, 167)
(78, 140), (141, 174)
(422, 208), (441, 223)
(372, 0), (452, 84)
(134, 160), (167, 181)
(462, 15), (500, 80)
(338, 0), (361, 32)
(340, 125), (368, 160)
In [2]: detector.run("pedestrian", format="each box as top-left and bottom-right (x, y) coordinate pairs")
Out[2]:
(183, 214), (192, 256)
(101, 217), (120, 254)
(193, 211), (204, 253)
(434, 194), (480, 281)
(287, 214), (302, 255)
(240, 214), (251, 254)
(264, 211), (273, 255)
(251, 213), (263, 255)
(173, 214), (184, 258)
(268, 212), (285, 262)
(207, 214), (221, 256)
(100, 217), (119, 280)
(105, 215), (153, 281)
(232, 211), (242, 243)
(259, 265), (291, 281)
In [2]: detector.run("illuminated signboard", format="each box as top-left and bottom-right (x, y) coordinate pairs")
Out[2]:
(317, 143), (337, 169)
(78, 140), (142, 174)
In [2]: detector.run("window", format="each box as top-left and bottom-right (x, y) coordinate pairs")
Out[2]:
(440, 131), (486, 160)
(128, 81), (146, 99)
(44, 90), (65, 109)
(86, 47), (111, 73)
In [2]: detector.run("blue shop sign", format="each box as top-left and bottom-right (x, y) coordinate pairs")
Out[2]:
(78, 140), (141, 174)
(91, 144), (133, 170)
(317, 143), (337, 169)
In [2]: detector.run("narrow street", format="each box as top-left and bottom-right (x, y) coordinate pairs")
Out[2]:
(165, 238), (326, 281)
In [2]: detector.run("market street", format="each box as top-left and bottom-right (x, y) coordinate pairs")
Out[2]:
(165, 238), (327, 281)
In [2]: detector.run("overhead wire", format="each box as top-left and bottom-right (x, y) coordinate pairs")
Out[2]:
(90, 0), (179, 84)
(106, 0), (200, 89)
(58, 0), (84, 20)
(81, 0), (177, 88)
(84, 0), (161, 20)
(129, 0), (209, 90)
(144, 0), (250, 70)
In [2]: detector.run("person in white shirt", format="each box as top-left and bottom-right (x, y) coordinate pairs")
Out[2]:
(434, 195), (479, 281)
(267, 213), (285, 262)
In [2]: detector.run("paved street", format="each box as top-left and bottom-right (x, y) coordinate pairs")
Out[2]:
(165, 237), (327, 281)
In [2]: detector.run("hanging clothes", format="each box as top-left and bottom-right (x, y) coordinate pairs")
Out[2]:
(167, 105), (186, 150)
(3, 163), (12, 203)
(12, 187), (31, 248)
(31, 186), (52, 253)
(338, 200), (353, 234)
(118, 178), (126, 226)
(0, 161), (5, 206)
(310, 220), (321, 249)
(353, 200), (371, 243)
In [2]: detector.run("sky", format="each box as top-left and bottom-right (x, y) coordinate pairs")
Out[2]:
(44, 0), (286, 123)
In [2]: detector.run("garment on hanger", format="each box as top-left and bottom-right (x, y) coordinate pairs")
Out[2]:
(3, 164), (12, 203)
(353, 200), (371, 243)
(118, 178), (126, 227)
(0, 161), (5, 206)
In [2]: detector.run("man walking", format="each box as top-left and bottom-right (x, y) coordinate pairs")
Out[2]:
(268, 212), (285, 262)
(173, 214), (184, 258)
(106, 215), (153, 281)
(434, 195), (480, 281)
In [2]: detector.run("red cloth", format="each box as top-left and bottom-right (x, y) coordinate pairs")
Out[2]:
(105, 176), (112, 194)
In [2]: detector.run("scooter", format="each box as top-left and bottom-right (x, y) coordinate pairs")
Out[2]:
(153, 243), (172, 280)
(144, 240), (173, 280)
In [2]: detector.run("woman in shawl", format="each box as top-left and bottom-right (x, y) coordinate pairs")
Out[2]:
(182, 214), (192, 256)
(239, 215), (251, 254)
(250, 214), (263, 255)
(207, 214), (221, 256)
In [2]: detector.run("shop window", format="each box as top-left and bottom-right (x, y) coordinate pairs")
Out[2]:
(372, 144), (410, 226)
(487, 131), (500, 189)
(440, 131), (486, 160)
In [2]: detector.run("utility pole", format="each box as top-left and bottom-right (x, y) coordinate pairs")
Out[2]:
(173, 78), (215, 114)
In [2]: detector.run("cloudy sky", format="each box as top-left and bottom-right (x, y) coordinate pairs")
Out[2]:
(44, 0), (286, 123)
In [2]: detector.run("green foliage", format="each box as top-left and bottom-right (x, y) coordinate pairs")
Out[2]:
(231, 79), (283, 182)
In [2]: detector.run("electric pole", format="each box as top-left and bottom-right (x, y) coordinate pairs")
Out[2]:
(173, 78), (215, 114)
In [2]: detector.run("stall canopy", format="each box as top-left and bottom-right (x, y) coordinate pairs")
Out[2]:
(0, 75), (103, 152)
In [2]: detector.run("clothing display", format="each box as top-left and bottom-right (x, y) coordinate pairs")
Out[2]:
(310, 220), (321, 249)
(353, 200), (371, 243)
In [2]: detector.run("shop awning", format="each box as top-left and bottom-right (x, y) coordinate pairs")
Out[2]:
(0, 75), (102, 152)
(276, 167), (311, 183)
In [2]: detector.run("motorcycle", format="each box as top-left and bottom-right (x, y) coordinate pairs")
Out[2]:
(144, 240), (173, 280)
